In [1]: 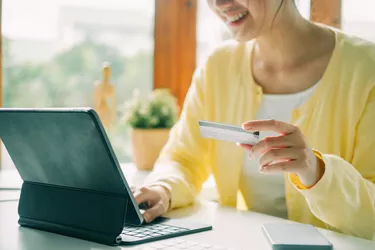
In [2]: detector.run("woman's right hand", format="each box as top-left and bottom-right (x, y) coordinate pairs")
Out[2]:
(132, 185), (171, 223)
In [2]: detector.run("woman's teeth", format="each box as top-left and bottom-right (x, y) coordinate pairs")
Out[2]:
(226, 11), (249, 23)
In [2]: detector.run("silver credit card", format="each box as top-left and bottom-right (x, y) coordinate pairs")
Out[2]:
(199, 120), (259, 145)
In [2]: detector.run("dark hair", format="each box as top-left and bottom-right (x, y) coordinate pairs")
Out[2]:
(272, 0), (285, 26)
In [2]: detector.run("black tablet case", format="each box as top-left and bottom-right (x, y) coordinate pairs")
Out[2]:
(0, 109), (143, 245)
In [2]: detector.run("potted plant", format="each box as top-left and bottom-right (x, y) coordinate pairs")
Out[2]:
(122, 88), (179, 170)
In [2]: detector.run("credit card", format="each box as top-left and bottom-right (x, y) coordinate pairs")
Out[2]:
(199, 120), (260, 145)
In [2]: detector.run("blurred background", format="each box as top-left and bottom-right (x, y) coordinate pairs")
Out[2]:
(1, 0), (375, 167)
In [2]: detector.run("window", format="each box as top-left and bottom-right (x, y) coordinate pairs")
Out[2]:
(342, 0), (375, 42)
(196, 1), (230, 67)
(2, 0), (154, 168)
(197, 1), (311, 67)
(296, 0), (311, 19)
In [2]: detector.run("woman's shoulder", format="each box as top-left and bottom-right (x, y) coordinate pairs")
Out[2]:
(328, 30), (375, 109)
(337, 30), (375, 66)
(332, 30), (375, 89)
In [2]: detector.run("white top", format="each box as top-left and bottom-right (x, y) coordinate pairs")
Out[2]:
(239, 84), (318, 219)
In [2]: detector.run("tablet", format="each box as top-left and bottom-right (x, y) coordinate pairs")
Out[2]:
(0, 108), (212, 245)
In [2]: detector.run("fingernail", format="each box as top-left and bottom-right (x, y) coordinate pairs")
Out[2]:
(144, 213), (150, 222)
(244, 123), (253, 129)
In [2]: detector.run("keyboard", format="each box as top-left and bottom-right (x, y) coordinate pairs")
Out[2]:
(120, 217), (213, 244)
(135, 239), (236, 250)
(121, 223), (189, 239)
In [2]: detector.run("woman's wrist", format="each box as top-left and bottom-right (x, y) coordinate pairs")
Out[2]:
(145, 184), (172, 210)
(158, 185), (172, 210)
(297, 154), (325, 188)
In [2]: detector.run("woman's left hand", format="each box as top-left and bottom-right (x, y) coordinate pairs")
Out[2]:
(239, 119), (324, 187)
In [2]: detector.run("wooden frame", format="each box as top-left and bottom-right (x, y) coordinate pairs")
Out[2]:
(311, 0), (342, 28)
(153, 0), (197, 108)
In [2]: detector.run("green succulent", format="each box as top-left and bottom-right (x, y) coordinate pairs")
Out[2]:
(122, 88), (179, 129)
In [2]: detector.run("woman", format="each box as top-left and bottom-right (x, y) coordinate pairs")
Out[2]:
(134, 0), (375, 240)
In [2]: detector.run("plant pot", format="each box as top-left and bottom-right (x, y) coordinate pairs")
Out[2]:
(130, 128), (171, 171)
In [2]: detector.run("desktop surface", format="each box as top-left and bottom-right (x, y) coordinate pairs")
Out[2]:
(0, 200), (374, 250)
(1, 166), (374, 249)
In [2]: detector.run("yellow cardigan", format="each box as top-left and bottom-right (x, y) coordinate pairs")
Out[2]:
(145, 28), (375, 240)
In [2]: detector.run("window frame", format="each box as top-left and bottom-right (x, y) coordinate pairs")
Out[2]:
(311, 0), (342, 28)
(153, 0), (197, 109)
(0, 0), (342, 168)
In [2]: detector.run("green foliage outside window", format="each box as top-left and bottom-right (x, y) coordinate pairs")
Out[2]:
(2, 36), (153, 162)
(122, 88), (179, 129)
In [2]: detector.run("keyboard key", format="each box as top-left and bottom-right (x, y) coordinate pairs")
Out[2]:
(134, 234), (146, 238)
(164, 230), (177, 234)
(160, 231), (171, 235)
(122, 224), (190, 239)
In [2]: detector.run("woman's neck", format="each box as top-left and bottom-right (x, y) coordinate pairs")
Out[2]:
(251, 6), (336, 95)
(253, 8), (333, 72)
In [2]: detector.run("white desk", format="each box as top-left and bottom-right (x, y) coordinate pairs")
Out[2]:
(1, 168), (374, 250)
(0, 200), (374, 250)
